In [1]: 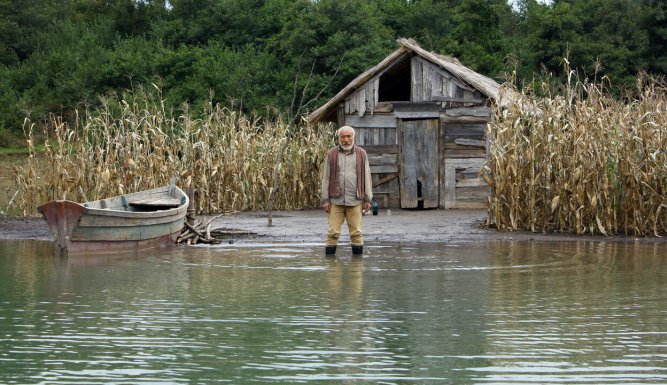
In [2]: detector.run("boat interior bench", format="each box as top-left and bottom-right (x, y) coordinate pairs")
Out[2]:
(126, 197), (183, 211)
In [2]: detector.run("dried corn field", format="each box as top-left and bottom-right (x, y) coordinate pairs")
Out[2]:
(484, 78), (667, 236)
(10, 89), (334, 216)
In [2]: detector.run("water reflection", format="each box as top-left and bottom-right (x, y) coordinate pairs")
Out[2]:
(478, 241), (667, 384)
(0, 240), (666, 384)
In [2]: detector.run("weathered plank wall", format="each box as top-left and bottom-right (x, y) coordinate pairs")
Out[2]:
(345, 78), (379, 117)
(412, 56), (482, 104)
(439, 106), (491, 209)
(398, 118), (439, 209)
(342, 109), (490, 209)
(365, 145), (400, 208)
(345, 113), (397, 147)
(343, 110), (400, 208)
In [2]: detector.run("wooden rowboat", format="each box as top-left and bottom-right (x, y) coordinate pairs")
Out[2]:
(38, 184), (189, 256)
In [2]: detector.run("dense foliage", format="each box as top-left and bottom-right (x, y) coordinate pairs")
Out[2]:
(0, 0), (664, 145)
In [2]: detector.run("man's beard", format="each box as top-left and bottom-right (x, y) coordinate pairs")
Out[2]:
(340, 144), (353, 151)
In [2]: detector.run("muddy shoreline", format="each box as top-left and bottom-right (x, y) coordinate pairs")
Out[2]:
(1, 209), (663, 245)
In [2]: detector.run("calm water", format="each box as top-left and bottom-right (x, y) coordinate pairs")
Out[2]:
(1, 239), (666, 384)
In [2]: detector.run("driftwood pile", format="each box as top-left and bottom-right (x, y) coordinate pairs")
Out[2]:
(177, 214), (257, 245)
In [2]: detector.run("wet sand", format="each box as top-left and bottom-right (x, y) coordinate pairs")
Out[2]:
(2, 208), (663, 244)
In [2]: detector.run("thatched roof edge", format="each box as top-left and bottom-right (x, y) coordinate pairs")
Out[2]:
(306, 38), (513, 124)
(306, 45), (411, 124)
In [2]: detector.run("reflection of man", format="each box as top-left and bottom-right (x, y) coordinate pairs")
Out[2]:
(320, 126), (373, 257)
(325, 258), (364, 305)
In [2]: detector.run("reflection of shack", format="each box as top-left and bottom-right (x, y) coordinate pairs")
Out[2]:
(308, 38), (512, 210)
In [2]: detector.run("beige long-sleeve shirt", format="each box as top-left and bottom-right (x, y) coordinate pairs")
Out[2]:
(320, 146), (373, 206)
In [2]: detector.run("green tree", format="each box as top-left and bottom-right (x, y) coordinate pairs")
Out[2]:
(10, 21), (111, 120)
(446, 0), (512, 76)
(2, 0), (666, 142)
(162, 0), (278, 47)
(644, 0), (667, 74)
(570, 0), (647, 84)
(379, 0), (513, 78)
(155, 43), (278, 112)
(517, 0), (652, 86)
(0, 0), (53, 64)
(524, 0), (582, 76)
(267, 0), (393, 114)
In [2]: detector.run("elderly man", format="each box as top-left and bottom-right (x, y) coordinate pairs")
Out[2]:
(320, 125), (373, 257)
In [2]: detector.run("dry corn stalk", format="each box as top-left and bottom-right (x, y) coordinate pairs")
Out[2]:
(484, 76), (667, 236)
(11, 87), (334, 216)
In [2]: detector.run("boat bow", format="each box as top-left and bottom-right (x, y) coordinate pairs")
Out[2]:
(38, 200), (86, 255)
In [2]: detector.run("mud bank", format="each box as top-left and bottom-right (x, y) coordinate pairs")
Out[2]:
(2, 208), (663, 244)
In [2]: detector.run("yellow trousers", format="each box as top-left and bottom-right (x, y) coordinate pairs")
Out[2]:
(326, 204), (363, 246)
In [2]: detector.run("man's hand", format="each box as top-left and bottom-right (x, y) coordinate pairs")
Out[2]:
(364, 202), (371, 212)
(322, 202), (331, 213)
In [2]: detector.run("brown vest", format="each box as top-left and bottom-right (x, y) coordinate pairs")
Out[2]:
(327, 146), (367, 200)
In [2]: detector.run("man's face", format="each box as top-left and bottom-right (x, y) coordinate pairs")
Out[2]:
(339, 129), (354, 150)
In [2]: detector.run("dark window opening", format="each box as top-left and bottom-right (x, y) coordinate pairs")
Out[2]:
(378, 55), (411, 102)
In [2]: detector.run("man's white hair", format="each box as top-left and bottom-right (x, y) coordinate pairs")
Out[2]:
(337, 125), (355, 137)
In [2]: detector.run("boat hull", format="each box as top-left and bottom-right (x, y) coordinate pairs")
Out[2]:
(38, 185), (189, 256)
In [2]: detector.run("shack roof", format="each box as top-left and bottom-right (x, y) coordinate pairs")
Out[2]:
(307, 38), (512, 124)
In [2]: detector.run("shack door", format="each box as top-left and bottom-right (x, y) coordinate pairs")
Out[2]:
(398, 118), (439, 208)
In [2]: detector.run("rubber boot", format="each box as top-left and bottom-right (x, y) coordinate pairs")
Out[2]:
(352, 245), (363, 256)
(325, 246), (336, 257)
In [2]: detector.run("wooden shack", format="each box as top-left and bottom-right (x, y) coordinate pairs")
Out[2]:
(307, 38), (511, 209)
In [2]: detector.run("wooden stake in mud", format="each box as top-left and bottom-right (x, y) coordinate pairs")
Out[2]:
(185, 187), (196, 226)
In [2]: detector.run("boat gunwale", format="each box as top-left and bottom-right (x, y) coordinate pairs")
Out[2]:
(41, 186), (189, 220)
